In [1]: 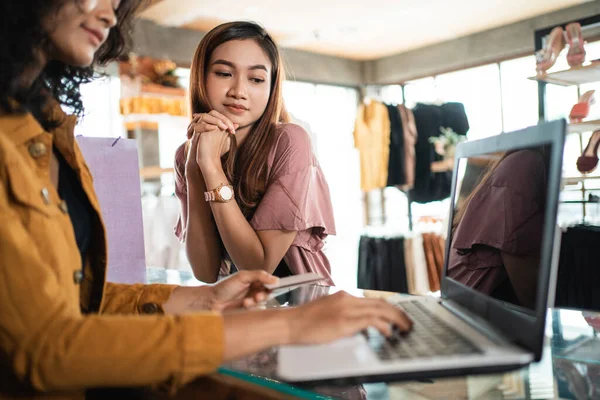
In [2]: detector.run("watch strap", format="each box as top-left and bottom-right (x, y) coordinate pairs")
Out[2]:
(204, 190), (216, 202)
(204, 183), (233, 202)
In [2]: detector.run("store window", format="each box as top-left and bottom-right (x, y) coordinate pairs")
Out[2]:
(403, 77), (437, 108)
(74, 75), (123, 138)
(283, 81), (317, 122)
(435, 64), (503, 140)
(499, 55), (539, 132)
(283, 80), (362, 288)
(576, 40), (600, 121)
(379, 84), (404, 105)
(545, 84), (579, 122)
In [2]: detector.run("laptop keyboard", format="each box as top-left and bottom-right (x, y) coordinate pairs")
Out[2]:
(365, 300), (481, 360)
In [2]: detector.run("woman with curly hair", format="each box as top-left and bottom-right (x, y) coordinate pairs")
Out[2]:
(0, 1), (412, 398)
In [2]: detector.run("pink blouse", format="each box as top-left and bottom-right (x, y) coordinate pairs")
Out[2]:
(174, 123), (336, 285)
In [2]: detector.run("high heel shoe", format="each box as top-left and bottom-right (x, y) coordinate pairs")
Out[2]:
(569, 90), (595, 123)
(565, 22), (586, 68)
(577, 130), (600, 173)
(536, 26), (566, 74)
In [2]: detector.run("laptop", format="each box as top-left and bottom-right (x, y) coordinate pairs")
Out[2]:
(277, 119), (566, 384)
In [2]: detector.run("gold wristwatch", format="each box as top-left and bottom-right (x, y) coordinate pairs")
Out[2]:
(204, 182), (234, 203)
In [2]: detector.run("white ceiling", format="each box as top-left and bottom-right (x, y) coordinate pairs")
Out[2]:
(140, 0), (591, 60)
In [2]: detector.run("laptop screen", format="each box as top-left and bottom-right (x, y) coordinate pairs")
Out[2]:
(445, 144), (551, 311)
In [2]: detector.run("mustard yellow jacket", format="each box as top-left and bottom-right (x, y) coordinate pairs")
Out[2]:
(0, 101), (224, 399)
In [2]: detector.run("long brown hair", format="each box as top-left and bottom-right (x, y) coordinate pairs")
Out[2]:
(188, 21), (289, 218)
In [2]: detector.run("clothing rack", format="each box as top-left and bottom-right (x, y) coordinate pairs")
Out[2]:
(404, 87), (457, 231)
(357, 84), (395, 228)
(398, 85), (418, 231)
(357, 84), (457, 231)
(534, 16), (600, 222)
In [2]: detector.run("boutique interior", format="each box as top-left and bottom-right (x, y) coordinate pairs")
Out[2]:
(57, 0), (600, 398)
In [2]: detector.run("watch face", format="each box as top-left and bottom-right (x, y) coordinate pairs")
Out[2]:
(219, 186), (234, 201)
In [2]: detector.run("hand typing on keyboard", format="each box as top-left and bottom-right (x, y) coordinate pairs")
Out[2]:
(365, 301), (481, 360)
(286, 291), (413, 345)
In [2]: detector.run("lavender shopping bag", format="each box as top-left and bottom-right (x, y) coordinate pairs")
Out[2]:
(76, 136), (147, 284)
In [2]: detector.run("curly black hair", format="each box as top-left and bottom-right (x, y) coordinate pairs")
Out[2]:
(0, 0), (142, 130)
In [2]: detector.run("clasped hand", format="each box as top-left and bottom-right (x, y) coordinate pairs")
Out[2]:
(186, 110), (239, 172)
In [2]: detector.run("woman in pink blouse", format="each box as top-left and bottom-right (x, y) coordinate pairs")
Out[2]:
(174, 22), (336, 285)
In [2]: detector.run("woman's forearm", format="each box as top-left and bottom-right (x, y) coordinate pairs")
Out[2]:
(222, 308), (292, 361)
(185, 168), (222, 283)
(201, 164), (273, 273)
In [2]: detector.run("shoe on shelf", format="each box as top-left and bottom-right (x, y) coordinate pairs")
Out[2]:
(536, 26), (566, 74)
(569, 90), (595, 124)
(565, 22), (586, 68)
(576, 130), (600, 174)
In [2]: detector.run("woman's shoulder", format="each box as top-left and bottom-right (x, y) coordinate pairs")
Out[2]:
(265, 123), (316, 175)
(173, 142), (188, 184)
(493, 150), (545, 183)
(272, 123), (313, 155)
(174, 141), (188, 170)
(487, 150), (547, 198)
(175, 142), (187, 163)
